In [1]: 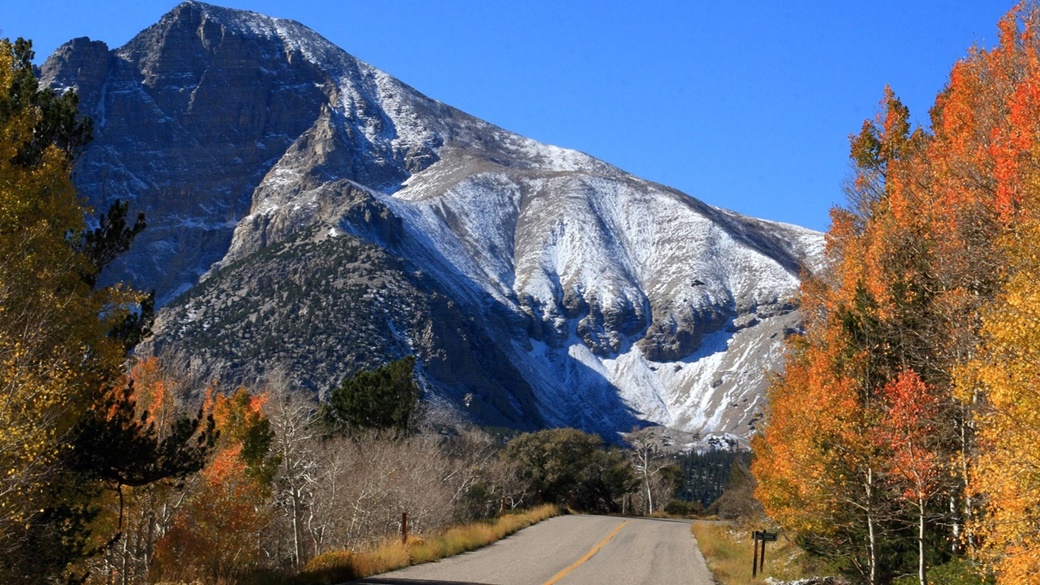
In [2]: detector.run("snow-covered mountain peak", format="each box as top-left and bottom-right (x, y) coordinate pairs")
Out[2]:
(44, 2), (824, 444)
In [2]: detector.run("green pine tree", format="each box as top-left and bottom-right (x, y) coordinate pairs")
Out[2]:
(325, 356), (420, 435)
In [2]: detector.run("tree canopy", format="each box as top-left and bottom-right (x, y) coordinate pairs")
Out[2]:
(503, 428), (636, 513)
(752, 4), (1040, 584)
(0, 37), (206, 584)
(324, 356), (420, 435)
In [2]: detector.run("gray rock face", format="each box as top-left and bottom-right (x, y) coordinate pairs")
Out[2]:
(44, 1), (824, 443)
(45, 2), (354, 303)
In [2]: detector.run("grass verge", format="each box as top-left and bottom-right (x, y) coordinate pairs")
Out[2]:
(691, 520), (829, 584)
(298, 504), (560, 584)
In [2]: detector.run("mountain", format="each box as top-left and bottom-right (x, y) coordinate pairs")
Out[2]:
(41, 1), (824, 443)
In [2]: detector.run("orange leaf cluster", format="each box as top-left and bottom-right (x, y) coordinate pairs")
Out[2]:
(152, 385), (276, 582)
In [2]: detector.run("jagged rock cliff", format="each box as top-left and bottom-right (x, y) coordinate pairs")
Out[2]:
(43, 1), (823, 443)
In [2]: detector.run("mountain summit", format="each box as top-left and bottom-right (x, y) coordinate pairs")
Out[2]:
(42, 1), (823, 442)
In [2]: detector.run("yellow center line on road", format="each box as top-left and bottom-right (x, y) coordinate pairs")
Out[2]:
(542, 520), (630, 585)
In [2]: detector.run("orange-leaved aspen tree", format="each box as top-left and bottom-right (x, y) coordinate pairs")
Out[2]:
(754, 36), (1022, 577)
(153, 387), (276, 582)
(951, 7), (1040, 575)
(873, 370), (944, 585)
(754, 88), (924, 584)
(936, 5), (1040, 584)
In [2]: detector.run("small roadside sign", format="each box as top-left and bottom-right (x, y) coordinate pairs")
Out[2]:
(751, 530), (779, 576)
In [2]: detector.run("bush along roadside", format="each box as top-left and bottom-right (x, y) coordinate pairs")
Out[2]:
(296, 504), (560, 584)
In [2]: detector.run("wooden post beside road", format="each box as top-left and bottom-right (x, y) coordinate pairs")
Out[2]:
(402, 511), (408, 544)
(752, 530), (777, 577)
(752, 531), (759, 577)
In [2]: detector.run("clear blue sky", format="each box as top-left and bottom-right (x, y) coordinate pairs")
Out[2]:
(1, 1), (1013, 232)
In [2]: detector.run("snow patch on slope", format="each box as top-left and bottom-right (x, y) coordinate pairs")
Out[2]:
(364, 147), (816, 443)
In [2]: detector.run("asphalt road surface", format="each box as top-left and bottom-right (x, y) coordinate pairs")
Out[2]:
(350, 515), (714, 585)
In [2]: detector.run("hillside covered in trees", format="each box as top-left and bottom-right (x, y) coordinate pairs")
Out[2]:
(753, 3), (1040, 584)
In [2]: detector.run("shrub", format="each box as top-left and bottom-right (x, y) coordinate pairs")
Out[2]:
(296, 505), (559, 581)
(299, 550), (356, 585)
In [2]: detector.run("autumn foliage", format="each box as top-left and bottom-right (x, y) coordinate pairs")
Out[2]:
(0, 37), (160, 584)
(754, 3), (1040, 584)
(152, 387), (275, 582)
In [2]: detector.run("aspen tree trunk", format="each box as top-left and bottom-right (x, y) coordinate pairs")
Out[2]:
(292, 489), (304, 568)
(959, 398), (976, 554)
(918, 494), (927, 585)
(645, 468), (654, 515)
(866, 467), (878, 585)
(121, 533), (130, 585)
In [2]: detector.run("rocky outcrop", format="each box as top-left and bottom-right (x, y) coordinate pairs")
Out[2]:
(43, 2), (334, 303)
(42, 37), (111, 112)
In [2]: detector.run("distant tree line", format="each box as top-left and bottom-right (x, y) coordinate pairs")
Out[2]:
(674, 449), (750, 510)
(52, 354), (733, 584)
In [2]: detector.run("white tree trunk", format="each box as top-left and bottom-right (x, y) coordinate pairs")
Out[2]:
(866, 467), (878, 585)
(918, 495), (927, 585)
(645, 472), (654, 515)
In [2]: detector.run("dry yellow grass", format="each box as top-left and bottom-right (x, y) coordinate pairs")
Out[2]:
(692, 520), (827, 584)
(300, 504), (560, 583)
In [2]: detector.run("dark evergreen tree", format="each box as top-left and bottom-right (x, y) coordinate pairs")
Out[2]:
(324, 355), (420, 435)
(2, 38), (91, 167)
(79, 199), (146, 287)
(71, 379), (217, 488)
(675, 449), (750, 508)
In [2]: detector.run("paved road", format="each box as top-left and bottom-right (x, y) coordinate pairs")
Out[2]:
(351, 515), (714, 585)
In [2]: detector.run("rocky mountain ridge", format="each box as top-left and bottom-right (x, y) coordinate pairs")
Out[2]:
(42, 1), (824, 443)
